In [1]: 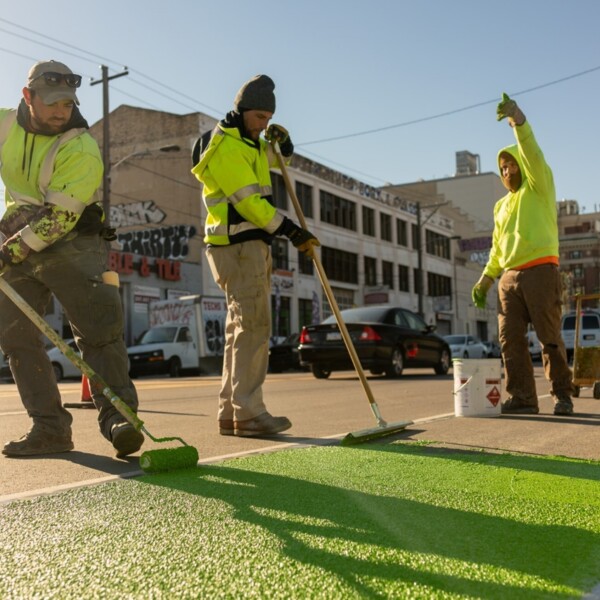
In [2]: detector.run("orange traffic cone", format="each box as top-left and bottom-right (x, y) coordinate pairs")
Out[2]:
(64, 375), (96, 409)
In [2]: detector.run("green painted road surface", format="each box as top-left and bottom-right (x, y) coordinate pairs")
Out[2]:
(1, 443), (599, 599)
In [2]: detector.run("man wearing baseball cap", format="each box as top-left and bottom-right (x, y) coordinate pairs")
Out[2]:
(0, 60), (143, 459)
(192, 74), (319, 437)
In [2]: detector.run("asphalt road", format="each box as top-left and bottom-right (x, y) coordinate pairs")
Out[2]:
(1, 366), (599, 502)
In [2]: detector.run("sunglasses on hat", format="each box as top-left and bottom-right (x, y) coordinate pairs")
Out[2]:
(30, 72), (82, 88)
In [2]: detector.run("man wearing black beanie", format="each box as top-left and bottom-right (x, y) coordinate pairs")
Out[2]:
(192, 75), (319, 437)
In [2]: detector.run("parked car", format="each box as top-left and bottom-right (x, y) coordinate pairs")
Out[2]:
(298, 305), (451, 379)
(444, 334), (488, 359)
(482, 340), (502, 359)
(561, 309), (600, 362)
(268, 333), (306, 373)
(47, 339), (82, 381)
(0, 339), (83, 382)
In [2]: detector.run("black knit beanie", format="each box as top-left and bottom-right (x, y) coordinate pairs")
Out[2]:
(234, 75), (276, 113)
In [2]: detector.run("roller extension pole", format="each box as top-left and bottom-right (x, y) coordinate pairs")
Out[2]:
(271, 142), (411, 443)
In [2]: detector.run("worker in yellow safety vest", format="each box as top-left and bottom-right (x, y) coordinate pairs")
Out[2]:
(0, 60), (143, 459)
(192, 74), (319, 437)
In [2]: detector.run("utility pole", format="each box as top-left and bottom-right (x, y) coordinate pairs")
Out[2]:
(90, 65), (129, 226)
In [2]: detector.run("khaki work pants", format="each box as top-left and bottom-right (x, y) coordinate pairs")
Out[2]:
(206, 240), (271, 422)
(497, 264), (573, 405)
(0, 233), (138, 440)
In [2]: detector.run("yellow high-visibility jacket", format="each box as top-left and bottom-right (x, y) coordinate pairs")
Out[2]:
(0, 107), (103, 260)
(191, 120), (284, 246)
(484, 121), (558, 279)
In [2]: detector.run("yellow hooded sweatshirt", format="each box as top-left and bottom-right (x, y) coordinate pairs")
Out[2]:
(483, 120), (558, 280)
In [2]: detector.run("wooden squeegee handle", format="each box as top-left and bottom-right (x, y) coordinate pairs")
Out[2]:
(272, 143), (380, 411)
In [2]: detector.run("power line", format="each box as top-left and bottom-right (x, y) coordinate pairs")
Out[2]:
(297, 64), (600, 146)
(0, 17), (123, 67)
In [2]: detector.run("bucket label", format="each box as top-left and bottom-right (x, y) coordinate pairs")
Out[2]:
(486, 379), (501, 385)
(487, 386), (501, 407)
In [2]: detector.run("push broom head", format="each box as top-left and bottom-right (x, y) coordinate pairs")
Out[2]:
(341, 420), (413, 445)
(139, 445), (199, 473)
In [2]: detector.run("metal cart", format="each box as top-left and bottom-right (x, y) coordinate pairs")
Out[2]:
(571, 293), (600, 399)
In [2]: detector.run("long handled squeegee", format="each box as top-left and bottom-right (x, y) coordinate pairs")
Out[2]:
(271, 142), (412, 444)
(0, 275), (198, 472)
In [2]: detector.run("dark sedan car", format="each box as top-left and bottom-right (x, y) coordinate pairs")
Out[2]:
(299, 305), (451, 379)
(268, 333), (306, 373)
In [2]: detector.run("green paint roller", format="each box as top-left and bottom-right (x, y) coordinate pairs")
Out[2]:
(0, 274), (199, 473)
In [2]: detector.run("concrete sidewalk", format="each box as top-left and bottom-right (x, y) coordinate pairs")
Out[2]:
(403, 391), (600, 462)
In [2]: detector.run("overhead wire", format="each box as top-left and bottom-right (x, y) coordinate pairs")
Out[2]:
(2, 16), (599, 198)
(296, 64), (600, 147)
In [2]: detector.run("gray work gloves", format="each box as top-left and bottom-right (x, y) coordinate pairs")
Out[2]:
(496, 93), (526, 127)
(265, 124), (294, 157)
(471, 274), (494, 309)
(278, 217), (320, 256)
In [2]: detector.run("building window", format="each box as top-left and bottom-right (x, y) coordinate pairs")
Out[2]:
(298, 298), (314, 328)
(380, 213), (392, 242)
(427, 273), (452, 297)
(382, 260), (394, 289)
(272, 238), (289, 270)
(413, 268), (423, 295)
(320, 190), (356, 231)
(396, 218), (408, 247)
(364, 256), (377, 286)
(411, 223), (419, 250)
(271, 294), (290, 339)
(298, 250), (314, 275)
(362, 206), (375, 236)
(323, 287), (355, 320)
(425, 230), (451, 259)
(271, 172), (287, 210)
(296, 181), (313, 218)
(398, 264), (409, 292)
(322, 246), (358, 284)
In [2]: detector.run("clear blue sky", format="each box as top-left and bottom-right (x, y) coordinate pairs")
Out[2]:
(1, 0), (599, 212)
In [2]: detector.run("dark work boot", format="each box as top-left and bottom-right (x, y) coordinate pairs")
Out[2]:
(501, 397), (539, 415)
(553, 395), (574, 416)
(111, 422), (144, 458)
(2, 429), (74, 456)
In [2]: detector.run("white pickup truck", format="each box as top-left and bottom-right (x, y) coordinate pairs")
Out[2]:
(127, 296), (227, 377)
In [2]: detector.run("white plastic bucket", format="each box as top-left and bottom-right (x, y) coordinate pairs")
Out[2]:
(453, 358), (502, 417)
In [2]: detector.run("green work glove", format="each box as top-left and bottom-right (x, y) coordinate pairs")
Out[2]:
(265, 124), (289, 144)
(472, 275), (493, 309)
(496, 92), (525, 125)
(266, 124), (294, 157)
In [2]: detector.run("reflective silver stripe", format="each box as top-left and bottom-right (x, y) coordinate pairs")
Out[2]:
(206, 223), (228, 236)
(6, 190), (44, 206)
(230, 183), (260, 205)
(0, 110), (17, 153)
(20, 226), (51, 252)
(46, 190), (87, 214)
(260, 185), (272, 196)
(204, 195), (227, 207)
(229, 221), (261, 236)
(264, 212), (284, 234)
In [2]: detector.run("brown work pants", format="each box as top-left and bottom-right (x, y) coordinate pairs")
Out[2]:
(497, 264), (573, 405)
(206, 240), (271, 422)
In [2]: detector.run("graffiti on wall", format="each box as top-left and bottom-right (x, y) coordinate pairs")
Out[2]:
(116, 225), (197, 260)
(111, 201), (167, 228)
